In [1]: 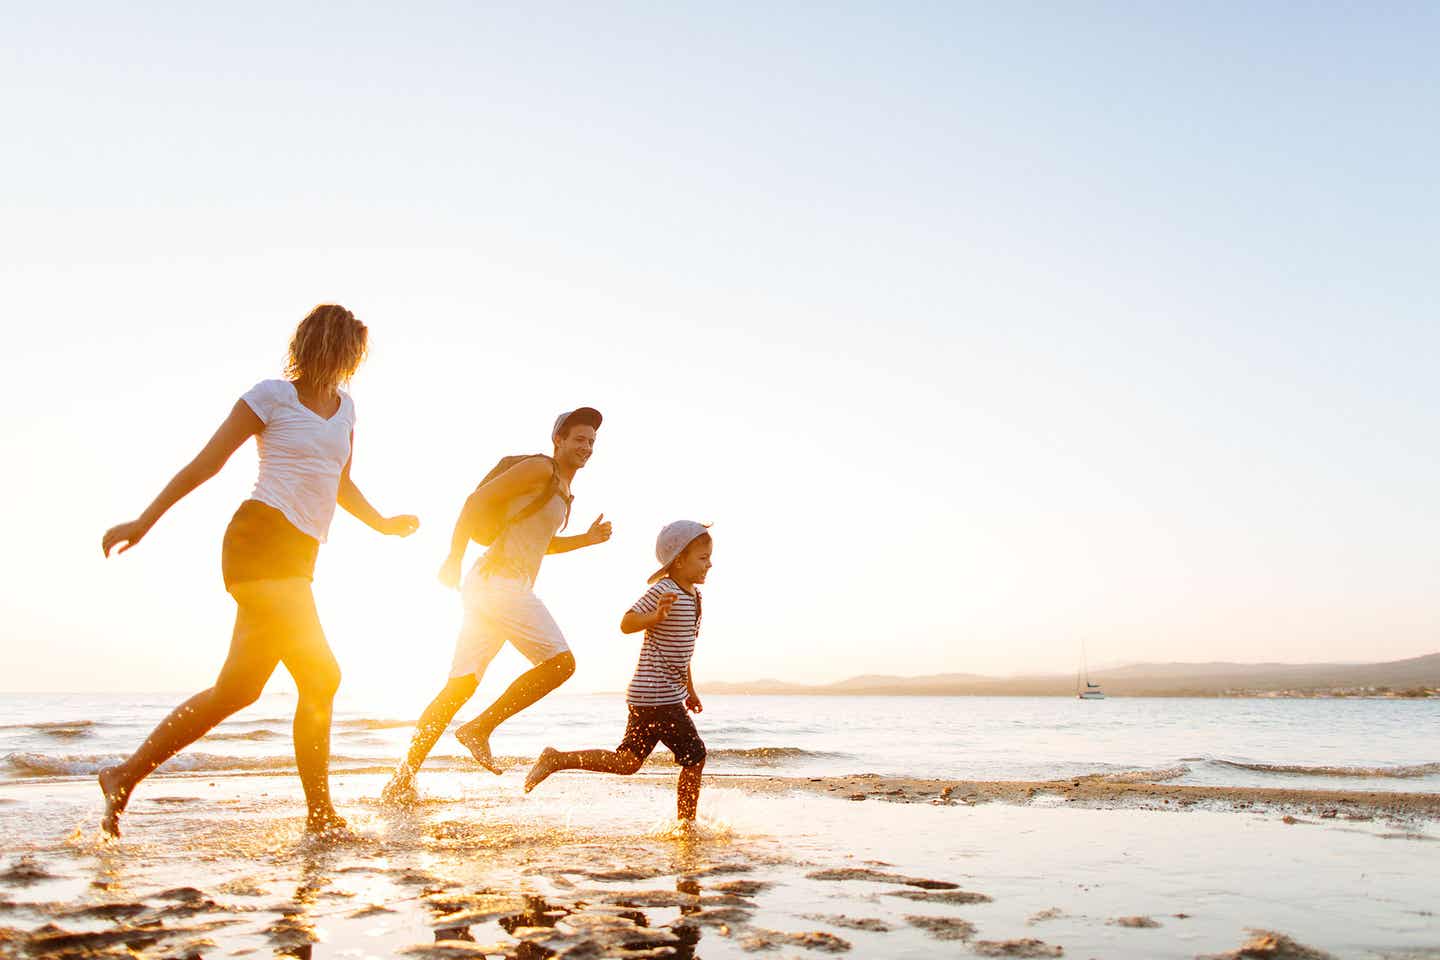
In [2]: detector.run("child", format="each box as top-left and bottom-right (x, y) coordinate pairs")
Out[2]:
(524, 521), (712, 821)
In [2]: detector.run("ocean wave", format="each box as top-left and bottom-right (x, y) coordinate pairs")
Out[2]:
(1207, 758), (1440, 779)
(0, 720), (93, 729)
(715, 746), (842, 760)
(0, 720), (97, 739)
(206, 730), (284, 742)
(648, 746), (845, 767)
(1101, 766), (1191, 784)
(38, 726), (95, 740)
(335, 719), (414, 731)
(3, 751), (386, 778)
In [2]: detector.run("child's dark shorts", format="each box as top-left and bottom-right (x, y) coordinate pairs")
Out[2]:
(617, 703), (706, 768)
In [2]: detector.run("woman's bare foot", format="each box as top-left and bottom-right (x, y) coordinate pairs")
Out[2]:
(380, 769), (419, 808)
(524, 747), (561, 793)
(305, 808), (351, 841)
(455, 723), (505, 775)
(98, 766), (131, 837)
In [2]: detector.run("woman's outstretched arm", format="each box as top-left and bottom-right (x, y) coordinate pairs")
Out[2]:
(102, 400), (263, 557)
(337, 433), (419, 538)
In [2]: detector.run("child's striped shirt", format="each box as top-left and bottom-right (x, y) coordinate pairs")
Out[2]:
(625, 578), (700, 706)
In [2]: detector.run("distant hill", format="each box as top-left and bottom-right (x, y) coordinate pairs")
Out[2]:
(699, 653), (1440, 698)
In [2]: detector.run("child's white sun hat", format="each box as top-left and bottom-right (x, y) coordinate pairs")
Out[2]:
(648, 520), (712, 584)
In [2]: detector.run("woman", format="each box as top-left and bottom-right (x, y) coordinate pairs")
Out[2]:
(99, 304), (418, 837)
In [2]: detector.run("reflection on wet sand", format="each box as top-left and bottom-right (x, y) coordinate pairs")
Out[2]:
(417, 886), (707, 958)
(1, 770), (1433, 958)
(268, 849), (333, 957)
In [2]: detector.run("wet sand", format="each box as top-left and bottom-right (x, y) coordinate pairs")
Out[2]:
(724, 771), (1440, 822)
(1, 770), (1436, 958)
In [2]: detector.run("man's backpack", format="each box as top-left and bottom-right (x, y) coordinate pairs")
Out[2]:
(468, 454), (570, 546)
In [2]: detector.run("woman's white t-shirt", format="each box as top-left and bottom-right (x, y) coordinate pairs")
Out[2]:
(241, 380), (355, 542)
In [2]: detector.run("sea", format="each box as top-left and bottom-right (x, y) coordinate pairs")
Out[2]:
(4, 691), (1438, 794)
(2, 691), (1438, 958)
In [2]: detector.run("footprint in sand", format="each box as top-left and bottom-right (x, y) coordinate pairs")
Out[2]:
(905, 915), (977, 941)
(708, 879), (771, 896)
(885, 887), (992, 905)
(0, 857), (56, 887)
(805, 867), (959, 889)
(973, 938), (1064, 958)
(800, 913), (895, 932)
(740, 928), (852, 953)
(1199, 929), (1336, 960)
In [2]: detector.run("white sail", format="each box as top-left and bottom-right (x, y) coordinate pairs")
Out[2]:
(1078, 641), (1105, 700)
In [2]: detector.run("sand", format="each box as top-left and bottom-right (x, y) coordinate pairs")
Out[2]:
(725, 771), (1440, 822)
(0, 769), (1436, 958)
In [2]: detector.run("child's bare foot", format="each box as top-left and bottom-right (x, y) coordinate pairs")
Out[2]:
(380, 769), (419, 808)
(98, 766), (131, 838)
(455, 723), (505, 775)
(524, 748), (561, 793)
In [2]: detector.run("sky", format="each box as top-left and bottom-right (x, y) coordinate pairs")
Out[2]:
(2, 3), (1438, 703)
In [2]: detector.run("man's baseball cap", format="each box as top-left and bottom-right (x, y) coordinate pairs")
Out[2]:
(648, 520), (713, 584)
(552, 407), (603, 442)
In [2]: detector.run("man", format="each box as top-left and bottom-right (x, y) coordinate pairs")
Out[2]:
(382, 407), (609, 804)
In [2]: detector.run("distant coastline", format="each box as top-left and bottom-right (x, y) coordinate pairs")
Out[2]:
(698, 652), (1440, 698)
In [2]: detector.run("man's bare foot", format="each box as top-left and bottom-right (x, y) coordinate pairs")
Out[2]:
(455, 723), (505, 775)
(524, 747), (561, 793)
(380, 770), (419, 808)
(305, 808), (352, 841)
(98, 766), (131, 838)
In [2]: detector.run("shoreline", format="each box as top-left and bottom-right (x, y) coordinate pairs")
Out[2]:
(717, 772), (1440, 822)
(6, 767), (1438, 822)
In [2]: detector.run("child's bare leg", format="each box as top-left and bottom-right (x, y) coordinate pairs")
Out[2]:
(677, 760), (704, 821)
(457, 652), (575, 774)
(524, 746), (643, 793)
(384, 675), (480, 802)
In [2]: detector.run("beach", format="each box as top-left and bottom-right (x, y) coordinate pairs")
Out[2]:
(10, 0), (1440, 952)
(3, 771), (1438, 956)
(4, 693), (1439, 957)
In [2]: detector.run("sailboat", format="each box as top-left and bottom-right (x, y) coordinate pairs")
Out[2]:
(1077, 642), (1105, 700)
